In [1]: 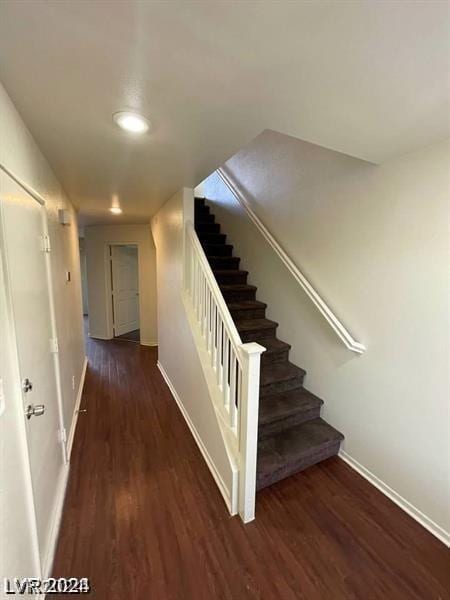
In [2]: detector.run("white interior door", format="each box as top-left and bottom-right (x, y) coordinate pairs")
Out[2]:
(111, 245), (140, 336)
(0, 255), (41, 584)
(0, 172), (64, 569)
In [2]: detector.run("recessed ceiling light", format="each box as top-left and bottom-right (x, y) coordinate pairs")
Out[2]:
(113, 111), (150, 134)
(110, 207), (122, 214)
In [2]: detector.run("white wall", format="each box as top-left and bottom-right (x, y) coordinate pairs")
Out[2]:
(0, 82), (86, 579)
(201, 131), (450, 542)
(84, 224), (157, 345)
(0, 80), (86, 445)
(151, 189), (235, 509)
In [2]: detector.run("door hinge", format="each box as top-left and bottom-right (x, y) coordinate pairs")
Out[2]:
(50, 337), (59, 353)
(59, 428), (67, 444)
(40, 235), (51, 252)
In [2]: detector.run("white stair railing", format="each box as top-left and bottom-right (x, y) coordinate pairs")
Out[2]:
(217, 167), (366, 354)
(183, 220), (265, 522)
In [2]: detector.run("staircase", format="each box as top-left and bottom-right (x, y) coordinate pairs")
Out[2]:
(195, 197), (344, 491)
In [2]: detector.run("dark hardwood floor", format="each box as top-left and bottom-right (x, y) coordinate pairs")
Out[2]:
(52, 335), (449, 599)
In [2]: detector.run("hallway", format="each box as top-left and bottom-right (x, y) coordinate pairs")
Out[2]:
(52, 336), (449, 599)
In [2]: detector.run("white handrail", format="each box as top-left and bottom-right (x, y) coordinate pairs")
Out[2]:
(217, 168), (366, 354)
(183, 221), (265, 522)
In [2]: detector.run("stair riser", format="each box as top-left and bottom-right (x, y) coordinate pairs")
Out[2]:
(203, 244), (233, 257)
(221, 288), (256, 302)
(215, 272), (248, 285)
(258, 407), (322, 440)
(240, 327), (277, 343)
(195, 205), (210, 217)
(195, 198), (206, 207)
(229, 307), (266, 320)
(256, 441), (341, 491)
(260, 374), (304, 397)
(261, 349), (290, 365)
(208, 257), (240, 269)
(199, 233), (227, 244)
(196, 214), (215, 224)
(196, 223), (220, 234)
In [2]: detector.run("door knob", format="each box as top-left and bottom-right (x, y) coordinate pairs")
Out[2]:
(25, 404), (45, 420)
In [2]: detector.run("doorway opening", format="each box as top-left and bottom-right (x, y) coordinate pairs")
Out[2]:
(109, 244), (140, 343)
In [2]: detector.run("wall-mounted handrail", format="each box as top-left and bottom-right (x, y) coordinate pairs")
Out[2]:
(183, 221), (265, 522)
(217, 168), (366, 354)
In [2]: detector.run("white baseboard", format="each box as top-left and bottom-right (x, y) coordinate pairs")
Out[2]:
(140, 340), (158, 347)
(157, 361), (234, 513)
(66, 357), (88, 462)
(339, 450), (450, 547)
(41, 462), (70, 585)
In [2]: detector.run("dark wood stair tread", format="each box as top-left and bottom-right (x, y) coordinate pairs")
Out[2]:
(259, 388), (323, 426)
(208, 256), (240, 269)
(213, 269), (248, 277)
(259, 338), (291, 354)
(203, 243), (234, 256)
(257, 418), (344, 490)
(196, 223), (220, 233)
(220, 284), (257, 293)
(235, 318), (278, 333)
(260, 361), (305, 387)
(227, 300), (267, 311)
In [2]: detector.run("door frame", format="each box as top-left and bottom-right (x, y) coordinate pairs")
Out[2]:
(103, 241), (141, 340)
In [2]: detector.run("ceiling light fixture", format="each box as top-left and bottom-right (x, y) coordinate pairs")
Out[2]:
(110, 194), (122, 214)
(113, 111), (150, 134)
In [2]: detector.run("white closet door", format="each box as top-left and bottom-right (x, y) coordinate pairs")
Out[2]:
(111, 245), (140, 336)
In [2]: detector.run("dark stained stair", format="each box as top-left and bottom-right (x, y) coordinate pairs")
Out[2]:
(194, 197), (344, 491)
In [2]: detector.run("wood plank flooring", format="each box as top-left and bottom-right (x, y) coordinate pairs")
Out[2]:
(52, 336), (450, 599)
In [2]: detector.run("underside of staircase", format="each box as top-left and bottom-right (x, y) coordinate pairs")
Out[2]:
(194, 197), (344, 491)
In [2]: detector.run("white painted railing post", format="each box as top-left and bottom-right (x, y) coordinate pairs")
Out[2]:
(238, 342), (265, 523)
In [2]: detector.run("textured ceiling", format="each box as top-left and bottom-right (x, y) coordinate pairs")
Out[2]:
(0, 1), (448, 224)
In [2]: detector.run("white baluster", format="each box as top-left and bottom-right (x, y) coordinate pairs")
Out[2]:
(229, 350), (237, 428)
(223, 333), (229, 407)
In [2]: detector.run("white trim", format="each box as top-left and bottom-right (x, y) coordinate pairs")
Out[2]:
(140, 340), (158, 347)
(66, 357), (88, 461)
(339, 451), (450, 547)
(0, 162), (45, 206)
(157, 360), (237, 514)
(217, 167), (365, 354)
(41, 463), (70, 583)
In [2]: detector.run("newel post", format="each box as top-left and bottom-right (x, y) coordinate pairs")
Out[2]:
(238, 342), (265, 523)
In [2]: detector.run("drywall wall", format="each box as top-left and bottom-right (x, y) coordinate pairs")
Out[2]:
(151, 189), (235, 510)
(0, 81), (85, 577)
(84, 224), (157, 345)
(200, 131), (450, 542)
(0, 81), (85, 445)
